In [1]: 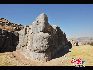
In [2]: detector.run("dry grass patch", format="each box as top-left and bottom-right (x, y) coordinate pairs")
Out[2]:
(0, 45), (93, 66)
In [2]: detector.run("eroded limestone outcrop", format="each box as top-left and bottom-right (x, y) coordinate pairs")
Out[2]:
(17, 13), (71, 61)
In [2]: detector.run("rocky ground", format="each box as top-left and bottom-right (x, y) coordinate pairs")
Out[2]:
(0, 45), (93, 66)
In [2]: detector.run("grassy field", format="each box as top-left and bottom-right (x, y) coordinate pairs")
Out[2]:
(0, 45), (93, 66)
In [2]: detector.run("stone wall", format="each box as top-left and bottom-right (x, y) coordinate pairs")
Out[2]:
(17, 13), (71, 61)
(0, 13), (72, 61)
(0, 29), (19, 52)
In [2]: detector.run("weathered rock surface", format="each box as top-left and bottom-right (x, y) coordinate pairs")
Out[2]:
(17, 13), (71, 61)
(0, 13), (72, 61)
(0, 29), (19, 52)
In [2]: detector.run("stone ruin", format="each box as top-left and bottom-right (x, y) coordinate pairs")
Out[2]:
(0, 13), (72, 61)
(0, 18), (23, 52)
(0, 18), (24, 52)
(0, 29), (19, 52)
(17, 13), (72, 61)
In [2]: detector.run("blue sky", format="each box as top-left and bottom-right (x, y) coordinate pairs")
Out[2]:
(0, 4), (93, 38)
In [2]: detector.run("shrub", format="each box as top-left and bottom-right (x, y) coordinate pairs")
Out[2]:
(90, 42), (93, 46)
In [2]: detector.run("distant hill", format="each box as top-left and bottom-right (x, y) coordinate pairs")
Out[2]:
(69, 37), (93, 45)
(77, 37), (93, 42)
(0, 18), (24, 31)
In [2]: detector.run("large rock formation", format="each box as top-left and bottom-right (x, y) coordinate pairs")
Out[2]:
(17, 13), (71, 61)
(0, 13), (71, 61)
(0, 18), (23, 52)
